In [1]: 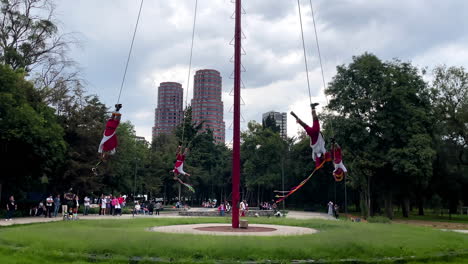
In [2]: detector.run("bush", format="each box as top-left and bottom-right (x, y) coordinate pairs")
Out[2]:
(367, 216), (391, 224)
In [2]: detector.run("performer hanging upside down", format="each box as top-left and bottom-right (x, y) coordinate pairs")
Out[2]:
(331, 140), (347, 182)
(98, 104), (122, 161)
(172, 145), (191, 179)
(291, 103), (331, 168)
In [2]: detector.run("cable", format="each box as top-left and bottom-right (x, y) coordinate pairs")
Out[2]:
(116, 0), (144, 104)
(297, 0), (313, 106)
(309, 0), (335, 136)
(181, 0), (198, 146)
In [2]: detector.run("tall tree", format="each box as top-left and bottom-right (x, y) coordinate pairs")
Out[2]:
(0, 64), (66, 202)
(325, 53), (435, 218)
(0, 0), (81, 109)
(430, 66), (468, 212)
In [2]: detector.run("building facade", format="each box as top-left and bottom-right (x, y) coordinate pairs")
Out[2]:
(191, 69), (225, 144)
(262, 111), (287, 139)
(152, 82), (184, 139)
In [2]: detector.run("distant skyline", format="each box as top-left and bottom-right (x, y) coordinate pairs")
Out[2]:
(55, 0), (468, 142)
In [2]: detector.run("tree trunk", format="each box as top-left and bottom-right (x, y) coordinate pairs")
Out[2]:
(384, 192), (394, 219)
(402, 198), (410, 218)
(418, 197), (424, 216)
(360, 191), (369, 219)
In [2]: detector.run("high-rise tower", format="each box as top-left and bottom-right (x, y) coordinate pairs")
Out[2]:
(152, 82), (184, 139)
(262, 111), (287, 139)
(191, 69), (225, 144)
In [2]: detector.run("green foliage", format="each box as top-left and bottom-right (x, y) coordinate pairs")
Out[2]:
(0, 0), (63, 71)
(325, 53), (436, 218)
(241, 121), (286, 201)
(430, 65), (468, 212)
(0, 64), (66, 196)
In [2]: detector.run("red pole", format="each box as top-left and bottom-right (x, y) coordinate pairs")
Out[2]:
(231, 0), (241, 228)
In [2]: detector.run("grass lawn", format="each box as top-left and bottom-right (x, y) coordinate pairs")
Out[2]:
(0, 217), (467, 263)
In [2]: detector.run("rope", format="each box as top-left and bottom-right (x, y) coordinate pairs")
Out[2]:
(275, 158), (326, 203)
(297, 0), (312, 106)
(181, 0), (198, 146)
(116, 0), (144, 104)
(309, 0), (335, 136)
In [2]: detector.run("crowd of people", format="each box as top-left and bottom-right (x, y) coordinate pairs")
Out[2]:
(3, 191), (131, 221)
(132, 200), (163, 216)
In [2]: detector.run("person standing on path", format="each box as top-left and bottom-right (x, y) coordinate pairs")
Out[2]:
(155, 201), (161, 216)
(327, 201), (334, 216)
(45, 195), (54, 218)
(53, 194), (61, 217)
(83, 196), (91, 215)
(5, 196), (17, 221)
(218, 203), (225, 216)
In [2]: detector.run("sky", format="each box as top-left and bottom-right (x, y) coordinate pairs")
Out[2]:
(54, 0), (468, 143)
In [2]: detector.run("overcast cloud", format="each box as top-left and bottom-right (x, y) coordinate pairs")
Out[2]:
(55, 0), (468, 143)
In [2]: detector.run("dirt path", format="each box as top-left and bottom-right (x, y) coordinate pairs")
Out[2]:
(393, 219), (468, 230)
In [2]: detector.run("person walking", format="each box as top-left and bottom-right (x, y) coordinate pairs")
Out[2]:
(45, 195), (54, 218)
(240, 200), (246, 217)
(5, 196), (17, 221)
(53, 194), (61, 217)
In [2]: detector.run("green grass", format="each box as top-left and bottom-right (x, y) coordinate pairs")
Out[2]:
(0, 217), (467, 263)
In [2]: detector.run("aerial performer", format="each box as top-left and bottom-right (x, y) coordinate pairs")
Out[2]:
(92, 104), (122, 173)
(331, 140), (347, 182)
(172, 145), (194, 192)
(291, 103), (331, 168)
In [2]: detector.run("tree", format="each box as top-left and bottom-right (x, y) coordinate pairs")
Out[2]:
(241, 121), (286, 205)
(0, 64), (66, 202)
(0, 0), (81, 109)
(325, 53), (435, 218)
(430, 65), (468, 212)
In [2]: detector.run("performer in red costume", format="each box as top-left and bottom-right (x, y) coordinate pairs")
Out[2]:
(331, 140), (347, 181)
(172, 145), (191, 179)
(291, 103), (331, 168)
(98, 104), (122, 160)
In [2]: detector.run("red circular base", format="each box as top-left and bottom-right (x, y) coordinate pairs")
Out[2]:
(194, 226), (277, 232)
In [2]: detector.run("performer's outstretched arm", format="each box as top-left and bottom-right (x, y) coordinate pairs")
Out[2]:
(290, 111), (307, 128)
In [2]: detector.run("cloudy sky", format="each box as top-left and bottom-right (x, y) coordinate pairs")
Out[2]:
(55, 0), (468, 143)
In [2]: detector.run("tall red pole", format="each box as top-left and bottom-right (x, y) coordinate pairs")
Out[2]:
(231, 0), (241, 228)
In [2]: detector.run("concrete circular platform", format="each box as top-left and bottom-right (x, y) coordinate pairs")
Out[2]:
(148, 223), (318, 236)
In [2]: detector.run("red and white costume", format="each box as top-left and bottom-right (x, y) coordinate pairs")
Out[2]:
(301, 119), (330, 167)
(332, 144), (347, 181)
(98, 114), (120, 155)
(173, 153), (188, 176)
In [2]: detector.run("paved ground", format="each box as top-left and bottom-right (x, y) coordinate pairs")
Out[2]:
(0, 210), (333, 226)
(149, 223), (318, 236)
(440, 229), (468, 234)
